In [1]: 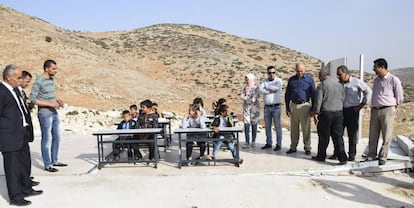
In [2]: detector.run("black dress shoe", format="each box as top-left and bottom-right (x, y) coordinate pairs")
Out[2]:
(32, 181), (40, 186)
(261, 144), (272, 149)
(24, 190), (43, 197)
(311, 156), (325, 162)
(347, 157), (355, 161)
(45, 166), (58, 172)
(286, 149), (297, 154)
(53, 162), (68, 167)
(378, 160), (386, 166)
(337, 161), (347, 165)
(273, 145), (281, 151)
(10, 199), (31, 206)
(328, 155), (337, 160)
(305, 150), (311, 155)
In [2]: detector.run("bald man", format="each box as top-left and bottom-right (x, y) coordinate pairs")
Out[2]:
(285, 63), (316, 155)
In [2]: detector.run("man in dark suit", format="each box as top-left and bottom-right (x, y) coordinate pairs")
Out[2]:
(0, 64), (42, 206)
(18, 70), (40, 187)
(21, 70), (35, 110)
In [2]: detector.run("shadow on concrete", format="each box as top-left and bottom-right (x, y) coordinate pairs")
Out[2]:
(30, 151), (44, 170)
(359, 173), (414, 197)
(314, 178), (413, 207)
(75, 153), (98, 166)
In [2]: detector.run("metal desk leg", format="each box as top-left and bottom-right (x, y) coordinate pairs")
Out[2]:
(163, 124), (167, 151)
(235, 132), (240, 167)
(178, 133), (182, 169)
(154, 133), (158, 168)
(97, 135), (102, 169)
(168, 120), (172, 146)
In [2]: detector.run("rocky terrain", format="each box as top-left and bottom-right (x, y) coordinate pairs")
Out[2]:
(0, 4), (322, 113)
(1, 4), (414, 137)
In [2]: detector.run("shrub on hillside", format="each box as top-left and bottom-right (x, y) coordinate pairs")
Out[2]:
(45, 36), (52, 42)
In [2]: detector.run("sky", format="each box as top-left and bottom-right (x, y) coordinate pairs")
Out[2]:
(1, 0), (413, 71)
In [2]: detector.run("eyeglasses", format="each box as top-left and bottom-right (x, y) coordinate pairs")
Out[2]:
(267, 72), (276, 74)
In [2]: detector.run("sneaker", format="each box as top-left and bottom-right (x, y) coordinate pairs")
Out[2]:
(251, 141), (256, 147)
(261, 144), (272, 149)
(273, 145), (281, 151)
(204, 155), (212, 160)
(242, 143), (250, 148)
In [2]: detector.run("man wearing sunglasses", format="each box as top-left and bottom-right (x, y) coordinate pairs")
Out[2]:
(258, 66), (283, 151)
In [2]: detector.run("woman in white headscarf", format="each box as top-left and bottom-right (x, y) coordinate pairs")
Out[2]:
(241, 73), (261, 148)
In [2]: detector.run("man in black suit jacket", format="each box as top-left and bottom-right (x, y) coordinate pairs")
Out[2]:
(18, 70), (39, 187)
(0, 65), (42, 206)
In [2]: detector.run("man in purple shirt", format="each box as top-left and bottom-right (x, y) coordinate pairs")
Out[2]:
(368, 58), (403, 166)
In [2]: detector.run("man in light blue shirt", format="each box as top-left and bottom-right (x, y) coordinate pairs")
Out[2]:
(258, 66), (283, 151)
(336, 65), (372, 161)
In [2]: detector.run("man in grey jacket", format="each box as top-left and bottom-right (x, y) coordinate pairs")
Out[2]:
(312, 69), (347, 165)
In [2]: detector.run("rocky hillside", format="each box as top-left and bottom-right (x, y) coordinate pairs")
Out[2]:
(1, 5), (413, 137)
(391, 68), (414, 102)
(0, 4), (322, 114)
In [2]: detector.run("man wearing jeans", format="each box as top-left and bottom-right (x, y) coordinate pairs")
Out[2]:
(259, 66), (283, 151)
(29, 60), (67, 172)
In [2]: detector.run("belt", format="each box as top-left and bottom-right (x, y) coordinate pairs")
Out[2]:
(294, 101), (307, 104)
(372, 106), (393, 110)
(265, 103), (281, 107)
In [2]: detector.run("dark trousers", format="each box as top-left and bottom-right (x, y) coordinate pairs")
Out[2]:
(316, 111), (347, 162)
(21, 141), (33, 186)
(343, 107), (359, 159)
(2, 144), (32, 201)
(132, 141), (155, 160)
(186, 142), (206, 159)
(112, 138), (143, 159)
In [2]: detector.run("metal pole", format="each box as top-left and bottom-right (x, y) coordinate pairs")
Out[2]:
(358, 54), (364, 143)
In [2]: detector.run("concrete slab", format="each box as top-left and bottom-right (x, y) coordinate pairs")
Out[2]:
(1, 129), (411, 176)
(396, 135), (414, 156)
(1, 130), (413, 207)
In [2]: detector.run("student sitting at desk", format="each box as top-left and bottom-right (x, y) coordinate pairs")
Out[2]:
(181, 104), (207, 165)
(129, 104), (139, 121)
(208, 105), (243, 164)
(193, 97), (207, 118)
(110, 110), (139, 161)
(152, 102), (163, 118)
(213, 98), (226, 115)
(135, 99), (159, 160)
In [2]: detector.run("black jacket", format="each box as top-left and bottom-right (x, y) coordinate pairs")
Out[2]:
(0, 83), (25, 152)
(117, 120), (137, 130)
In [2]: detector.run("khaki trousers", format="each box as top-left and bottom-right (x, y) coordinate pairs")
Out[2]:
(289, 102), (311, 151)
(368, 107), (396, 160)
